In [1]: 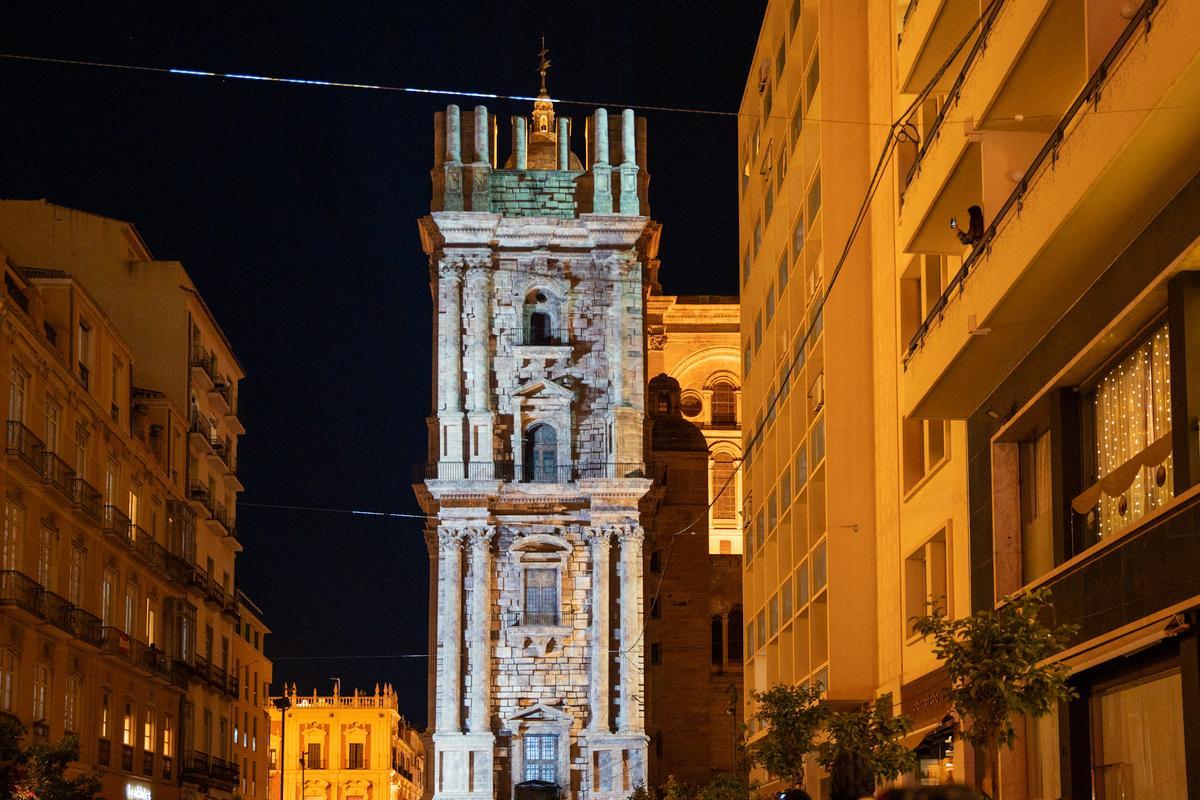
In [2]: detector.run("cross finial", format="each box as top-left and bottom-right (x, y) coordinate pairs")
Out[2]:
(538, 36), (551, 95)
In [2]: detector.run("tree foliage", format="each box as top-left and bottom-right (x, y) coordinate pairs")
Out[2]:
(911, 587), (1077, 756)
(817, 695), (917, 783)
(746, 683), (828, 787)
(697, 772), (755, 800)
(0, 715), (102, 800)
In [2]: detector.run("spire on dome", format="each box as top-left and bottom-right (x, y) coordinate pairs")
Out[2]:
(533, 37), (555, 135)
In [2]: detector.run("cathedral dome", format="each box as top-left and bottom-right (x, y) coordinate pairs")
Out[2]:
(504, 131), (583, 170)
(648, 374), (708, 452)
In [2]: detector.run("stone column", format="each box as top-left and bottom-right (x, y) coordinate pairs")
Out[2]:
(585, 527), (613, 733)
(444, 105), (464, 211)
(512, 116), (528, 170)
(465, 262), (494, 472)
(438, 262), (466, 471)
(619, 109), (640, 215)
(425, 528), (441, 731)
(437, 527), (465, 733)
(474, 105), (489, 164)
(592, 108), (613, 213)
(471, 106), (492, 211)
(557, 118), (570, 170)
(465, 262), (491, 414)
(467, 527), (496, 732)
(616, 525), (645, 733)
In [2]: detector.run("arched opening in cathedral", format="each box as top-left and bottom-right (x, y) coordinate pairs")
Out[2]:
(711, 380), (738, 426)
(523, 423), (558, 482)
(710, 615), (723, 666)
(726, 606), (743, 663)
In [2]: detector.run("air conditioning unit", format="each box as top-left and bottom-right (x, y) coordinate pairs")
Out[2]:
(808, 371), (825, 414)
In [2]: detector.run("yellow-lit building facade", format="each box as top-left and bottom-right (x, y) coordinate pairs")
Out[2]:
(0, 200), (271, 800)
(736, 0), (879, 790)
(741, 0), (1200, 795)
(268, 685), (424, 800)
(234, 595), (273, 800)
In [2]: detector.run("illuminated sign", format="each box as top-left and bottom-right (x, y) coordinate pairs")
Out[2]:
(125, 783), (152, 800)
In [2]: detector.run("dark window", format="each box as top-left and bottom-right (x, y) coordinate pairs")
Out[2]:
(524, 568), (559, 626)
(523, 734), (557, 783)
(529, 311), (553, 345)
(727, 608), (743, 662)
(523, 424), (557, 482)
(650, 598), (660, 619)
(306, 742), (322, 770)
(711, 616), (723, 665)
(650, 643), (662, 665)
(649, 551), (661, 573)
(348, 741), (364, 769)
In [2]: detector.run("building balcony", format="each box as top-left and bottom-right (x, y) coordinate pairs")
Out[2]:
(897, 0), (983, 94)
(181, 751), (237, 787)
(189, 345), (217, 391)
(72, 478), (103, 523)
(0, 570), (42, 619)
(5, 420), (44, 474)
(902, 0), (1200, 418)
(103, 504), (134, 547)
(209, 379), (231, 415)
(188, 411), (216, 453)
(40, 451), (75, 502)
(187, 480), (215, 517)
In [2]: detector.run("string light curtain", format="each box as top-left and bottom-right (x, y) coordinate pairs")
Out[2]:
(1094, 324), (1173, 537)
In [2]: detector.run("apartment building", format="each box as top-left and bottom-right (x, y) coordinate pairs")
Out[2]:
(0, 200), (268, 799)
(267, 684), (424, 800)
(893, 0), (1200, 794)
(234, 594), (273, 800)
(742, 0), (1200, 795)
(736, 0), (878, 790)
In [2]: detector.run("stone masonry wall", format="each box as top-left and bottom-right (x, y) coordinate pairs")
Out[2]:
(491, 171), (580, 218)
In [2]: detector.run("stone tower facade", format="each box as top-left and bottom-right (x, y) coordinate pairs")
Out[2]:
(414, 87), (657, 800)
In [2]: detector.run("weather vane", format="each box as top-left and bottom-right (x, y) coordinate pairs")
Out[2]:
(538, 35), (551, 94)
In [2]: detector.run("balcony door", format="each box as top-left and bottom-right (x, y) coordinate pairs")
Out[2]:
(524, 424), (557, 482)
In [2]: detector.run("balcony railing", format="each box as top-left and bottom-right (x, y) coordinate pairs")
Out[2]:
(504, 327), (572, 347)
(40, 451), (75, 500)
(103, 505), (133, 546)
(66, 606), (105, 648)
(511, 610), (561, 627)
(72, 478), (103, 522)
(187, 481), (215, 516)
(416, 461), (647, 483)
(0, 570), (42, 615)
(182, 751), (238, 787)
(212, 501), (233, 534)
(903, 0), (1161, 364)
(6, 420), (44, 472)
(39, 589), (74, 634)
(189, 345), (217, 383)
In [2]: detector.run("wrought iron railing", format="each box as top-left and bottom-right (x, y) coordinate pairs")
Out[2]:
(41, 451), (75, 500)
(6, 420), (44, 472)
(103, 505), (133, 546)
(0, 570), (41, 615)
(72, 478), (103, 522)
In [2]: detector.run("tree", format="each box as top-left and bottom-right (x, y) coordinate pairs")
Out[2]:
(816, 695), (917, 784)
(912, 587), (1077, 793)
(628, 784), (654, 800)
(0, 716), (102, 800)
(746, 683), (829, 788)
(697, 772), (755, 800)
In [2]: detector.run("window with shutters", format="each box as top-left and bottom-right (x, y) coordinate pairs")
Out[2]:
(712, 452), (737, 521)
(524, 568), (558, 626)
(523, 734), (557, 783)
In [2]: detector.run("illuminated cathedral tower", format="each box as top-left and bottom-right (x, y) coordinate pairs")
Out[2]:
(414, 54), (656, 800)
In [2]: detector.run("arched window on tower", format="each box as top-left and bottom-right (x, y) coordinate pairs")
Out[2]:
(727, 607), (743, 663)
(711, 381), (737, 427)
(523, 424), (558, 482)
(712, 452), (737, 521)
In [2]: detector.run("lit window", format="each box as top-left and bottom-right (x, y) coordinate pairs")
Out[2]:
(523, 734), (557, 783)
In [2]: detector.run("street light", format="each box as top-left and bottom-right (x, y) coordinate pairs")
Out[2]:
(273, 695), (291, 800)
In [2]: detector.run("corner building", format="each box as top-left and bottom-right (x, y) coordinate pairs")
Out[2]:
(414, 91), (656, 800)
(0, 201), (271, 800)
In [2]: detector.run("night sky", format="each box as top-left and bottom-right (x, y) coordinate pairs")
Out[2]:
(0, 1), (765, 726)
